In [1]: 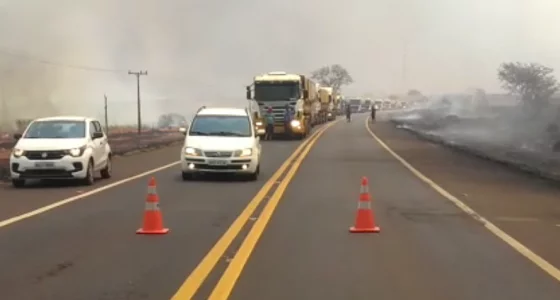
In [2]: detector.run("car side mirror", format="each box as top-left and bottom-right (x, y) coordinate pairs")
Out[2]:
(246, 86), (251, 100)
(92, 132), (104, 139)
(179, 127), (187, 135)
(13, 133), (22, 140)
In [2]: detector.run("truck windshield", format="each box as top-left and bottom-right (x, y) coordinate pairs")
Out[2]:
(254, 82), (300, 101)
(349, 99), (361, 105)
(23, 120), (86, 139)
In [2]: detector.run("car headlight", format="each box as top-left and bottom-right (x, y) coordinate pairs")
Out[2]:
(67, 146), (86, 157)
(184, 147), (202, 156)
(12, 148), (24, 158)
(234, 148), (252, 157)
(255, 121), (263, 126)
(290, 120), (301, 127)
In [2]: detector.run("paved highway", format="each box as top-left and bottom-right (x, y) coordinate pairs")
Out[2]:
(1, 115), (560, 299)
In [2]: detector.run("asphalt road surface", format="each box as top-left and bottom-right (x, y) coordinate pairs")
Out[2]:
(1, 115), (560, 300)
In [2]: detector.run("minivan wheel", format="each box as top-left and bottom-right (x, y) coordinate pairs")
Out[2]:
(100, 156), (112, 179)
(82, 161), (95, 186)
(182, 172), (193, 181)
(12, 179), (25, 188)
(247, 164), (260, 181)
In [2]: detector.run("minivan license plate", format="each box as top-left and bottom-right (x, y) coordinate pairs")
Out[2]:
(35, 162), (55, 168)
(207, 160), (227, 166)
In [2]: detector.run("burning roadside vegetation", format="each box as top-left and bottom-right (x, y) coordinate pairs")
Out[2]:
(389, 92), (560, 182)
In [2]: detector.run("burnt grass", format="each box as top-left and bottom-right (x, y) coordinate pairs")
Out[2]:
(390, 118), (560, 183)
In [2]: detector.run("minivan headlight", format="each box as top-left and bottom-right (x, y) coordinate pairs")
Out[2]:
(67, 146), (86, 157)
(12, 148), (24, 158)
(234, 148), (252, 157)
(184, 147), (202, 156)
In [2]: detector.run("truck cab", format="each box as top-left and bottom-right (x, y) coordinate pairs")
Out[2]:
(246, 71), (315, 140)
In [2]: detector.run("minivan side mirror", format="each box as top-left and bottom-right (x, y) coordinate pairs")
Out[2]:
(179, 127), (187, 135)
(13, 133), (22, 140)
(246, 86), (251, 100)
(92, 132), (104, 139)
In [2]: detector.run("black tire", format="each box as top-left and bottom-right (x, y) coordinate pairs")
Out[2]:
(82, 160), (95, 186)
(12, 179), (25, 188)
(247, 164), (260, 181)
(182, 172), (193, 181)
(100, 156), (112, 179)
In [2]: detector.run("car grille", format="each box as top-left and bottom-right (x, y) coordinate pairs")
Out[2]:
(24, 150), (66, 160)
(203, 151), (232, 158)
(19, 169), (74, 178)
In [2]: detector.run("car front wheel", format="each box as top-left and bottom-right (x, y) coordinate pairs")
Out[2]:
(100, 156), (112, 179)
(182, 172), (193, 181)
(247, 164), (260, 181)
(82, 160), (95, 186)
(12, 179), (25, 188)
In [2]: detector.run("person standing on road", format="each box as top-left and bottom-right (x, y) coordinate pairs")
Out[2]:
(371, 104), (377, 122)
(264, 107), (274, 140)
(345, 104), (352, 122)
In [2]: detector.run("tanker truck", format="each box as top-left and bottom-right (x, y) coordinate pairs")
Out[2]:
(246, 71), (318, 139)
(318, 86), (336, 122)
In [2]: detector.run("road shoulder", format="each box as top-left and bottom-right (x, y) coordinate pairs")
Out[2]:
(370, 120), (560, 273)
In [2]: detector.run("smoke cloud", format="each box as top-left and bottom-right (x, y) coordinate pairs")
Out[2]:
(0, 0), (559, 128)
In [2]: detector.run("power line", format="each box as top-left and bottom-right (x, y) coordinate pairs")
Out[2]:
(0, 47), (126, 73)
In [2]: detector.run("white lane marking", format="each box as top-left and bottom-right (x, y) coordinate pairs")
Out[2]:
(0, 161), (180, 229)
(364, 117), (560, 282)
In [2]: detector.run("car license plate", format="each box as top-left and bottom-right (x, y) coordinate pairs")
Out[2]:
(207, 160), (227, 166)
(34, 162), (55, 168)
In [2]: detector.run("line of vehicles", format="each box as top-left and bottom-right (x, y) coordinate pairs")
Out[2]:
(245, 71), (341, 140)
(341, 98), (407, 114)
(6, 70), (343, 186)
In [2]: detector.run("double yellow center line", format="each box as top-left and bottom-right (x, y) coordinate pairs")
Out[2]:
(171, 120), (338, 300)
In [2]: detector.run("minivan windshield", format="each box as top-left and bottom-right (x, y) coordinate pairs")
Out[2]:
(189, 115), (252, 137)
(23, 120), (86, 139)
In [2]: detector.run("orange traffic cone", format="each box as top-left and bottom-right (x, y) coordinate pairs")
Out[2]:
(137, 177), (170, 234)
(349, 176), (380, 233)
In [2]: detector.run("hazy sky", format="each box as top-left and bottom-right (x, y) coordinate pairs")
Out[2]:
(0, 0), (559, 125)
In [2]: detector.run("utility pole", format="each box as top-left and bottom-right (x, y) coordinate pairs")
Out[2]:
(104, 94), (108, 135)
(128, 70), (148, 135)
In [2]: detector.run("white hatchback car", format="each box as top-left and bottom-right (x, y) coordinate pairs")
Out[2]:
(180, 107), (262, 181)
(10, 116), (112, 187)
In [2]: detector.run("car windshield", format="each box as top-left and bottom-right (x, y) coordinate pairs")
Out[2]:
(23, 120), (86, 139)
(189, 115), (252, 137)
